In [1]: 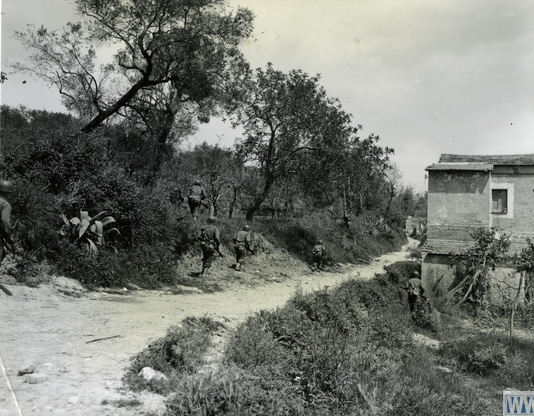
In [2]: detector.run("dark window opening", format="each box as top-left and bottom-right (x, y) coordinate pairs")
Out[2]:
(492, 189), (508, 214)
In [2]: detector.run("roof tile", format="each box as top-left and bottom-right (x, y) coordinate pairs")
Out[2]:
(439, 154), (534, 165)
(426, 163), (493, 171)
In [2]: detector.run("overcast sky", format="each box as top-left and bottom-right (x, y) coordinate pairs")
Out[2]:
(2, 0), (533, 192)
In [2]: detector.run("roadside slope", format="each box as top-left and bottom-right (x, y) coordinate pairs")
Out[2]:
(0, 240), (418, 416)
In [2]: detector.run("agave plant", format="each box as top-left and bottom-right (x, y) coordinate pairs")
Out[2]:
(59, 210), (119, 255)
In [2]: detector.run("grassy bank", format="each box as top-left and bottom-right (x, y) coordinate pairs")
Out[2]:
(120, 259), (534, 415)
(2, 210), (407, 292)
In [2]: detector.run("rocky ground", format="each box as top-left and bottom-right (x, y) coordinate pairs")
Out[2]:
(0, 239), (418, 416)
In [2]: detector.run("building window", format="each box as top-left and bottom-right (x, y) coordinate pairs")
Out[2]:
(492, 189), (508, 214)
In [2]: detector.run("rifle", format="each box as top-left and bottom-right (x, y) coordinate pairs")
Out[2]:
(215, 246), (224, 258)
(0, 284), (12, 296)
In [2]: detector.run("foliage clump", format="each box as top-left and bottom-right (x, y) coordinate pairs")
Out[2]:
(124, 270), (492, 415)
(440, 334), (507, 375)
(0, 88), (414, 289)
(124, 317), (224, 393)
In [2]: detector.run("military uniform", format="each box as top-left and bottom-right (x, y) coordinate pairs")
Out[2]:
(0, 190), (14, 265)
(188, 182), (206, 220)
(199, 218), (220, 277)
(407, 276), (424, 312)
(312, 241), (326, 271)
(233, 226), (253, 271)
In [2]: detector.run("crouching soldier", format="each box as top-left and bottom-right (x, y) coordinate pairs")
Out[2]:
(233, 225), (253, 271)
(312, 240), (326, 271)
(406, 271), (425, 312)
(199, 216), (220, 278)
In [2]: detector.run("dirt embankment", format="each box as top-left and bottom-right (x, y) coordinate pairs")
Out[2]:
(0, 239), (418, 416)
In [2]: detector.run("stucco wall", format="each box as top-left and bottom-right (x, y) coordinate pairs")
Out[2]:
(422, 254), (521, 305)
(422, 254), (456, 296)
(427, 171), (490, 240)
(491, 172), (534, 242)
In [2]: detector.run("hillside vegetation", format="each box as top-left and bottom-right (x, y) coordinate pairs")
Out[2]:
(121, 261), (534, 416)
(0, 106), (424, 290)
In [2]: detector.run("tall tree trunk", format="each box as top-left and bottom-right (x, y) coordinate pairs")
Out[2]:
(228, 186), (238, 219)
(81, 78), (150, 133)
(510, 271), (526, 338)
(246, 172), (275, 221)
(153, 109), (176, 171)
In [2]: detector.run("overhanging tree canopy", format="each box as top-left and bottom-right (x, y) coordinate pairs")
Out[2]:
(14, 0), (254, 144)
(231, 63), (392, 220)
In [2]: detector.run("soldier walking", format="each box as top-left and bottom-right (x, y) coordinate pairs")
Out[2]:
(0, 180), (15, 265)
(312, 240), (326, 271)
(406, 271), (425, 312)
(233, 225), (253, 271)
(0, 180), (15, 296)
(188, 180), (207, 221)
(199, 216), (220, 278)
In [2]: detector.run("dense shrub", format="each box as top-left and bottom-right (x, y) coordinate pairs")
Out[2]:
(134, 274), (489, 415)
(165, 365), (306, 415)
(439, 333), (507, 375)
(124, 317), (224, 393)
(55, 241), (180, 288)
(384, 260), (421, 284)
(1, 106), (413, 289)
(250, 211), (407, 266)
(222, 277), (414, 414)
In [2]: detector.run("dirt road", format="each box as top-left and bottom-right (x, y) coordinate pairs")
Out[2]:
(0, 241), (417, 416)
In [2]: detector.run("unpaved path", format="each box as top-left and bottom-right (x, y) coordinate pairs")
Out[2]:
(0, 241), (417, 416)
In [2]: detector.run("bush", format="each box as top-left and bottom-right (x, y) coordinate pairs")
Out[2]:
(385, 260), (420, 285)
(249, 211), (407, 266)
(124, 273), (497, 415)
(223, 277), (413, 413)
(54, 241), (179, 288)
(164, 365), (306, 415)
(124, 317), (224, 393)
(439, 333), (507, 375)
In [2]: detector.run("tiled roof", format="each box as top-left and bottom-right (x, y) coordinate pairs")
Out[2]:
(426, 163), (493, 171)
(421, 239), (475, 255)
(422, 239), (528, 256)
(439, 154), (534, 165)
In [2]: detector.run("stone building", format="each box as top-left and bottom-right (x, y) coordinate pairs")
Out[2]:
(421, 153), (534, 299)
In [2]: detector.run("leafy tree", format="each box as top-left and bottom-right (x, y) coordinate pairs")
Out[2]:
(510, 239), (534, 337)
(13, 0), (254, 166)
(414, 192), (428, 218)
(181, 143), (236, 216)
(0, 106), (79, 157)
(447, 228), (511, 309)
(231, 64), (361, 220)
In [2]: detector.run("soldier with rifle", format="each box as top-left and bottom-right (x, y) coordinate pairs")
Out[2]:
(233, 225), (254, 271)
(0, 180), (15, 295)
(187, 180), (207, 221)
(311, 240), (326, 271)
(199, 216), (221, 278)
(406, 271), (425, 312)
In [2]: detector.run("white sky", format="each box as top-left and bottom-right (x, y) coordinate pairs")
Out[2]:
(1, 0), (533, 192)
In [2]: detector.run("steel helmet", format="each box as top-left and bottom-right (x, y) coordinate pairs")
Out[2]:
(0, 180), (14, 193)
(243, 225), (251, 231)
(317, 240), (323, 245)
(207, 216), (217, 224)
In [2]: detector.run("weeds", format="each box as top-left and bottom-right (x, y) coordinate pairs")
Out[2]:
(123, 317), (223, 394)
(123, 262), (519, 415)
